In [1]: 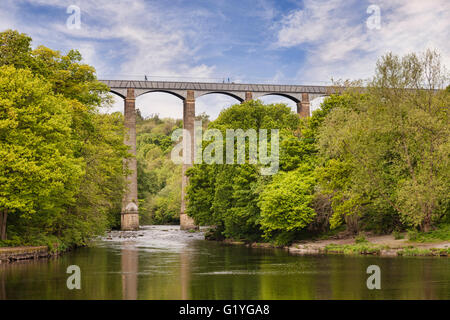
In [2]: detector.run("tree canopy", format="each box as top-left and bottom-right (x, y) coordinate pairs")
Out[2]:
(186, 50), (449, 244)
(0, 30), (127, 247)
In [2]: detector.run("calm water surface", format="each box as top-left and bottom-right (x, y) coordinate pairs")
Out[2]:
(1, 225), (449, 299)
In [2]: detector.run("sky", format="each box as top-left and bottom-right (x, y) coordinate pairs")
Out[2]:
(1, 0), (449, 119)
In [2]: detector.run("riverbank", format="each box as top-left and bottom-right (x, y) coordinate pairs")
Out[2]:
(0, 246), (53, 263)
(220, 233), (450, 257)
(0, 229), (150, 264)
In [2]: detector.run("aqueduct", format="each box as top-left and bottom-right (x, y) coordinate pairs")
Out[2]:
(100, 80), (334, 230)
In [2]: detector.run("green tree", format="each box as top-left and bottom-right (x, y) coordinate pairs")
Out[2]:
(258, 164), (316, 244)
(187, 100), (301, 241)
(135, 115), (183, 224)
(257, 94), (350, 240)
(0, 65), (83, 240)
(0, 30), (127, 246)
(318, 50), (449, 232)
(0, 30), (32, 69)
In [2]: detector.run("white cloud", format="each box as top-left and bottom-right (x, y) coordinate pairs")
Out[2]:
(28, 0), (216, 79)
(12, 0), (218, 118)
(278, 0), (346, 48)
(276, 0), (450, 81)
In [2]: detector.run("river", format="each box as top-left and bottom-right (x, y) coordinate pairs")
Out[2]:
(0, 225), (449, 300)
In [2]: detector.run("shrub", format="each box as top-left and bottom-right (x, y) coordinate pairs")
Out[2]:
(408, 230), (419, 241)
(393, 230), (404, 240)
(355, 233), (367, 243)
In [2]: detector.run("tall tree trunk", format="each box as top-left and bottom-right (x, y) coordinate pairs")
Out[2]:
(422, 208), (432, 232)
(0, 209), (7, 241)
(345, 214), (359, 234)
(0, 210), (3, 240)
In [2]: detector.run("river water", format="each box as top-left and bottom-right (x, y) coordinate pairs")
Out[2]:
(0, 225), (449, 300)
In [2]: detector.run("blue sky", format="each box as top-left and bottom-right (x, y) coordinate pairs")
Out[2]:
(1, 0), (449, 119)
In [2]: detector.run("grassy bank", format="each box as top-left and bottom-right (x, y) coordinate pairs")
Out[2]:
(213, 224), (450, 257)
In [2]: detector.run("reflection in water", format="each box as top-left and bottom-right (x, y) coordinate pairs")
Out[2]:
(0, 265), (5, 300)
(180, 252), (190, 300)
(0, 225), (448, 300)
(121, 246), (138, 300)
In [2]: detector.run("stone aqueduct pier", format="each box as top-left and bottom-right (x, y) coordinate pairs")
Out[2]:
(100, 80), (333, 230)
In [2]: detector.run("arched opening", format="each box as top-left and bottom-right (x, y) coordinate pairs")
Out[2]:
(133, 91), (184, 226)
(135, 91), (183, 120)
(196, 91), (244, 103)
(196, 92), (242, 121)
(257, 94), (298, 114)
(137, 90), (185, 101)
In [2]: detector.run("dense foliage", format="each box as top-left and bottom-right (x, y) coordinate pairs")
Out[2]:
(0, 30), (128, 248)
(186, 101), (309, 242)
(136, 113), (183, 224)
(186, 50), (449, 244)
(318, 51), (449, 233)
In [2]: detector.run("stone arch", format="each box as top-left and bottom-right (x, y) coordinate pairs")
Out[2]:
(136, 89), (186, 101)
(109, 89), (126, 100)
(195, 91), (244, 102)
(252, 92), (301, 103)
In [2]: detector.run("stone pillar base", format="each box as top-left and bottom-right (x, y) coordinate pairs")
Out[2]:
(180, 213), (197, 230)
(121, 213), (139, 231)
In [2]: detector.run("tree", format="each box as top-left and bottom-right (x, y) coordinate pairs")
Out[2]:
(258, 164), (316, 244)
(186, 100), (301, 240)
(135, 116), (183, 224)
(0, 65), (83, 240)
(0, 30), (32, 69)
(0, 30), (127, 246)
(318, 50), (449, 232)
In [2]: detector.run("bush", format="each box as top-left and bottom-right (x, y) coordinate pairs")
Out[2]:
(393, 230), (404, 240)
(324, 243), (384, 255)
(355, 233), (367, 243)
(407, 223), (450, 242)
(407, 230), (419, 241)
(272, 231), (297, 246)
